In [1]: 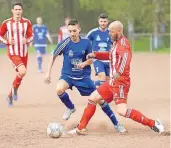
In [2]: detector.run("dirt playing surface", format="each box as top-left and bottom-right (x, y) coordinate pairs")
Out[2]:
(0, 53), (170, 148)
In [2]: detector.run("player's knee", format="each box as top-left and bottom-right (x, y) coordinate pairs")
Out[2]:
(89, 90), (102, 104)
(116, 103), (128, 117)
(18, 66), (26, 78)
(97, 99), (105, 105)
(56, 87), (65, 96)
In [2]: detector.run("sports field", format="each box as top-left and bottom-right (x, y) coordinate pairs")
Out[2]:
(0, 51), (170, 148)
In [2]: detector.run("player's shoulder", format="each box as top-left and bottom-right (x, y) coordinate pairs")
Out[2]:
(87, 27), (99, 35)
(80, 36), (91, 43)
(42, 24), (47, 28)
(1, 18), (12, 24)
(32, 24), (37, 28)
(22, 17), (32, 24)
(59, 37), (71, 46)
(118, 36), (130, 48)
(60, 25), (66, 30)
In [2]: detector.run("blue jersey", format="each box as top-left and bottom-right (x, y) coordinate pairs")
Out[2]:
(86, 28), (111, 52)
(53, 37), (92, 79)
(33, 24), (48, 47)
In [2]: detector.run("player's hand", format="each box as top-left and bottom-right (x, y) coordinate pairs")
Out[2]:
(8, 38), (14, 45)
(86, 53), (95, 59)
(113, 72), (120, 80)
(44, 74), (51, 84)
(22, 38), (27, 44)
(76, 62), (86, 69)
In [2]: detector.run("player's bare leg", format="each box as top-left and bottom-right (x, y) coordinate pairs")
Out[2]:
(56, 79), (75, 120)
(8, 65), (26, 105)
(116, 103), (165, 133)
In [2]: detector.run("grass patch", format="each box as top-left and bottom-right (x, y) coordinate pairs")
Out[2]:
(0, 45), (56, 55)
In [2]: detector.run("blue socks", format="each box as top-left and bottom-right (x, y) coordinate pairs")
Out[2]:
(37, 56), (42, 71)
(58, 92), (74, 109)
(101, 101), (118, 126)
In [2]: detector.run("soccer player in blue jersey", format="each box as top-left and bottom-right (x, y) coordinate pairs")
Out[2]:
(44, 19), (126, 133)
(33, 17), (53, 72)
(86, 13), (111, 87)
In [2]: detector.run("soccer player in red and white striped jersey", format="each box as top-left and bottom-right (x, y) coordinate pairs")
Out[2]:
(57, 17), (70, 44)
(68, 21), (165, 135)
(0, 2), (33, 106)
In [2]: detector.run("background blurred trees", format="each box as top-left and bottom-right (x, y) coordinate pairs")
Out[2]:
(0, 0), (169, 34)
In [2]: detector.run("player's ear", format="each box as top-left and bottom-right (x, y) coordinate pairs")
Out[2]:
(79, 27), (81, 33)
(11, 9), (13, 13)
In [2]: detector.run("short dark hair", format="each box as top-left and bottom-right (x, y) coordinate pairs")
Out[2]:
(12, 2), (23, 8)
(99, 13), (108, 19)
(68, 19), (80, 26)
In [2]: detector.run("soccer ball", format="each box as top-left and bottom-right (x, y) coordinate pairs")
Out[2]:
(47, 122), (63, 138)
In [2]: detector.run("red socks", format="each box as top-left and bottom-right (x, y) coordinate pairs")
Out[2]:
(13, 74), (22, 88)
(126, 109), (155, 127)
(78, 101), (96, 130)
(9, 74), (22, 97)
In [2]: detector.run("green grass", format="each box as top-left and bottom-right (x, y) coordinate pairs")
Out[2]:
(131, 36), (170, 53)
(0, 45), (56, 55)
(0, 44), (169, 55)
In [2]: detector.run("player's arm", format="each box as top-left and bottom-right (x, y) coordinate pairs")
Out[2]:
(0, 22), (8, 44)
(46, 32), (53, 44)
(25, 21), (33, 44)
(87, 51), (109, 60)
(117, 47), (131, 75)
(44, 39), (69, 83)
(114, 44), (131, 80)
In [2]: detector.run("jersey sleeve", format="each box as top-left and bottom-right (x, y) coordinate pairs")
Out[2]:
(53, 37), (70, 56)
(86, 30), (94, 41)
(45, 26), (49, 35)
(117, 39), (132, 75)
(0, 22), (8, 44)
(86, 40), (92, 54)
(95, 52), (109, 60)
(26, 20), (33, 43)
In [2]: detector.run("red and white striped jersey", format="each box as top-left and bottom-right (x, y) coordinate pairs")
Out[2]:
(95, 36), (132, 86)
(58, 25), (69, 43)
(0, 17), (33, 57)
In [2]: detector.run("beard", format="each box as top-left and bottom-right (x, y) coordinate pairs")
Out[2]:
(113, 34), (119, 41)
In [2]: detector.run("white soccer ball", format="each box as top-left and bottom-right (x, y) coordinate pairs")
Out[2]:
(47, 122), (63, 138)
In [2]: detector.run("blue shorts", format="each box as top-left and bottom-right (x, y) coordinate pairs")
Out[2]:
(35, 47), (46, 55)
(60, 75), (96, 96)
(93, 60), (110, 76)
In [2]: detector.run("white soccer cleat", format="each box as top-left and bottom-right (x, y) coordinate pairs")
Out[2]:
(68, 128), (86, 135)
(114, 123), (127, 133)
(151, 120), (165, 133)
(62, 108), (76, 120)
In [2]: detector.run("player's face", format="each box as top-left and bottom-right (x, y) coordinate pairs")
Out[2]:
(68, 24), (80, 42)
(12, 5), (23, 18)
(98, 18), (108, 30)
(37, 18), (43, 25)
(109, 28), (119, 41)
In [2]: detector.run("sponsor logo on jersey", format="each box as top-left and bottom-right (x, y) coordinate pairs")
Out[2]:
(68, 50), (74, 57)
(96, 35), (101, 41)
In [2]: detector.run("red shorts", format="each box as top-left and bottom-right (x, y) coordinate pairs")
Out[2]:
(8, 55), (28, 71)
(97, 81), (130, 105)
